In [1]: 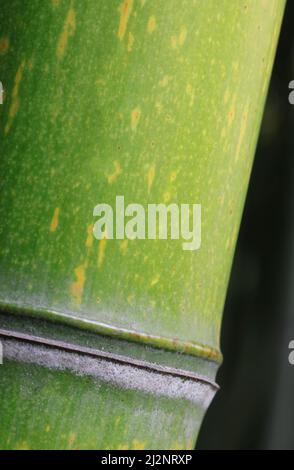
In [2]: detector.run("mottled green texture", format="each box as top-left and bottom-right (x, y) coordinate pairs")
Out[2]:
(0, 0), (285, 450)
(0, 0), (285, 351)
(0, 360), (202, 450)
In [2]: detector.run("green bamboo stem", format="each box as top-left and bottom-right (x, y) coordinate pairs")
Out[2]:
(0, 0), (285, 450)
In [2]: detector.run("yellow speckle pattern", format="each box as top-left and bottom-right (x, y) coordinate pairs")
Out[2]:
(118, 0), (134, 41)
(28, 59), (34, 71)
(147, 16), (156, 33)
(227, 94), (237, 127)
(70, 262), (87, 306)
(5, 60), (25, 134)
(57, 4), (76, 60)
(15, 441), (30, 450)
(107, 161), (122, 184)
(172, 441), (183, 450)
(147, 164), (155, 192)
(127, 294), (134, 304)
(186, 439), (194, 450)
(49, 207), (60, 232)
(170, 171), (177, 182)
(85, 224), (94, 248)
(179, 27), (187, 46)
(131, 107), (141, 131)
(120, 239), (128, 255)
(150, 274), (160, 286)
(163, 192), (171, 203)
(0, 37), (9, 54)
(127, 32), (135, 52)
(132, 439), (145, 450)
(159, 75), (170, 87)
(98, 236), (107, 268)
(171, 27), (187, 49)
(68, 432), (77, 446)
(234, 101), (249, 162)
(0, 0), (285, 451)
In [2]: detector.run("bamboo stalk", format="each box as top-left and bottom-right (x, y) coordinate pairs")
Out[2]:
(0, 0), (285, 450)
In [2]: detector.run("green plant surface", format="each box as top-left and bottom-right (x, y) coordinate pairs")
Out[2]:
(0, 0), (285, 449)
(0, 360), (202, 450)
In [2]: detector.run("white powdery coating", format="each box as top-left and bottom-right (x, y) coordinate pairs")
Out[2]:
(3, 339), (216, 407)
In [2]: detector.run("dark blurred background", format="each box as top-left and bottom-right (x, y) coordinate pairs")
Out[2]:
(197, 1), (294, 450)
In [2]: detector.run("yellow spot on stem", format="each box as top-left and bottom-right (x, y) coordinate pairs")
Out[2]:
(117, 444), (129, 450)
(170, 171), (177, 182)
(98, 236), (107, 268)
(171, 28), (187, 49)
(127, 294), (134, 304)
(159, 75), (170, 87)
(132, 439), (145, 450)
(50, 207), (60, 232)
(147, 16), (156, 33)
(234, 101), (249, 162)
(85, 224), (94, 248)
(127, 32), (135, 52)
(147, 165), (155, 193)
(45, 425), (51, 433)
(71, 262), (87, 306)
(5, 60), (26, 134)
(186, 83), (193, 95)
(186, 439), (194, 450)
(68, 432), (77, 446)
(172, 441), (183, 450)
(163, 192), (171, 203)
(107, 161), (122, 184)
(117, 0), (134, 41)
(120, 239), (129, 255)
(57, 4), (76, 60)
(52, 0), (60, 8)
(179, 27), (187, 46)
(218, 194), (225, 206)
(131, 107), (141, 131)
(150, 274), (160, 286)
(15, 442), (30, 450)
(227, 95), (237, 127)
(0, 37), (9, 54)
